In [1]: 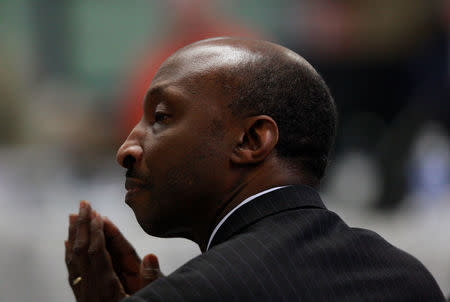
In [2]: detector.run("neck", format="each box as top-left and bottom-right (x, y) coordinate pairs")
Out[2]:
(194, 160), (312, 252)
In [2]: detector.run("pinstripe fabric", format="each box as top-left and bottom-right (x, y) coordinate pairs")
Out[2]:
(123, 185), (445, 302)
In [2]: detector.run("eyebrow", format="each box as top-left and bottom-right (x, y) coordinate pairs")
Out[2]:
(143, 84), (193, 112)
(142, 84), (169, 108)
(146, 84), (168, 99)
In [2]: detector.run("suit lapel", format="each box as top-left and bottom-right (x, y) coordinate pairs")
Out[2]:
(209, 185), (326, 249)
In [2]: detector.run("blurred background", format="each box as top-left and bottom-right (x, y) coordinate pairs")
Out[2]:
(0, 0), (448, 301)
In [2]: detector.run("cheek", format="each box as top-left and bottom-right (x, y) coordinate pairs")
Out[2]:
(140, 136), (197, 198)
(164, 145), (212, 191)
(165, 164), (196, 187)
(142, 120), (227, 194)
(165, 140), (225, 197)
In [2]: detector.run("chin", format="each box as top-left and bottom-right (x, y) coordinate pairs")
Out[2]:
(127, 192), (194, 240)
(137, 216), (193, 240)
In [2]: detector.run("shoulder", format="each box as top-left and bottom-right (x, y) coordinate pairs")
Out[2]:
(127, 207), (445, 301)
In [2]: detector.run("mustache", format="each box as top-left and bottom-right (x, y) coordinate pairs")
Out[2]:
(125, 168), (148, 183)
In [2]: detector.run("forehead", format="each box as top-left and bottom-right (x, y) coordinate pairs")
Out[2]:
(151, 43), (258, 92)
(143, 45), (248, 121)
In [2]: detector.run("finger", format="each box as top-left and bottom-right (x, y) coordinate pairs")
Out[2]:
(73, 201), (92, 301)
(89, 212), (126, 301)
(73, 201), (91, 262)
(103, 216), (140, 261)
(66, 206), (86, 300)
(141, 253), (163, 287)
(103, 216), (141, 293)
(66, 214), (78, 273)
(68, 214), (78, 249)
(65, 239), (81, 301)
(65, 238), (79, 293)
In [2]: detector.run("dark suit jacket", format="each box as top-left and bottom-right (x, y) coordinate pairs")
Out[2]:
(124, 185), (445, 301)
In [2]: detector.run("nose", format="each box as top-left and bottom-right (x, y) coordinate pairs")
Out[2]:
(116, 127), (144, 169)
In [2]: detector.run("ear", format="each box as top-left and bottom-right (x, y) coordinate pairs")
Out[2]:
(231, 115), (279, 165)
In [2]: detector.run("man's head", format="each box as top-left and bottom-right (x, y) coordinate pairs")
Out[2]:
(116, 37), (337, 244)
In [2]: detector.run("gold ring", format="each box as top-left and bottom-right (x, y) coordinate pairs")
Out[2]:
(72, 276), (82, 286)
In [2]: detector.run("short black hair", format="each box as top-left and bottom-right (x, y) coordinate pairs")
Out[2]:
(223, 49), (337, 181)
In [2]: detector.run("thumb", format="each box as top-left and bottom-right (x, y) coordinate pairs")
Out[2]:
(140, 253), (163, 287)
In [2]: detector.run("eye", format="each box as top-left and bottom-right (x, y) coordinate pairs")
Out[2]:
(154, 112), (170, 124)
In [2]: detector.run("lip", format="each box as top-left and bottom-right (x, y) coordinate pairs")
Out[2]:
(125, 177), (146, 192)
(125, 178), (147, 204)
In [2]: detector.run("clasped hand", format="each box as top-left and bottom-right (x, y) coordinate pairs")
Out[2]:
(65, 201), (163, 302)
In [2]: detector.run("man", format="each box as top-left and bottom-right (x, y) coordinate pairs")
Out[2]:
(65, 37), (445, 301)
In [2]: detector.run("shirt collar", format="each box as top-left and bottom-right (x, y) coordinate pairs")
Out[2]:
(206, 186), (290, 251)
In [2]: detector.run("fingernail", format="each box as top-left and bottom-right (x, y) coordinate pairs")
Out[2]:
(80, 201), (89, 216)
(143, 255), (152, 268)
